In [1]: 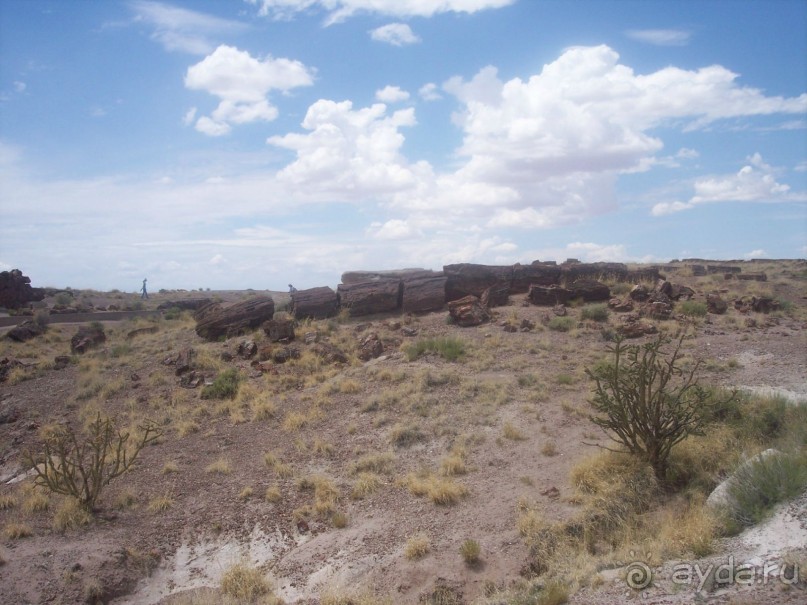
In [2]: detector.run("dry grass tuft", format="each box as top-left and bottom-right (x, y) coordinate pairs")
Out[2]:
(205, 457), (232, 475)
(220, 561), (273, 601)
(404, 473), (469, 505)
(404, 533), (431, 560)
(3, 522), (32, 539)
(52, 497), (92, 532)
(351, 472), (383, 500)
(502, 422), (527, 441)
(147, 495), (174, 513)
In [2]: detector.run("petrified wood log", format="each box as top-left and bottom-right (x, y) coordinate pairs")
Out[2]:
(401, 275), (447, 313)
(291, 286), (338, 320)
(443, 264), (514, 302)
(337, 279), (401, 317)
(194, 296), (275, 341)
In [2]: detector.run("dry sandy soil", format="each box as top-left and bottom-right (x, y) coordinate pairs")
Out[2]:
(1, 262), (805, 605)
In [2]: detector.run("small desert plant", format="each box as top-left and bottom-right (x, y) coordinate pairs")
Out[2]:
(24, 414), (162, 511)
(460, 539), (481, 565)
(201, 368), (240, 400)
(389, 423), (428, 448)
(220, 562), (272, 601)
(404, 336), (466, 362)
(147, 495), (174, 512)
(404, 533), (431, 560)
(3, 522), (32, 539)
(679, 300), (708, 317)
(580, 304), (609, 322)
(502, 422), (527, 441)
(723, 451), (807, 529)
(205, 458), (232, 474)
(351, 472), (383, 499)
(585, 333), (728, 482)
(547, 316), (575, 332)
(52, 497), (92, 532)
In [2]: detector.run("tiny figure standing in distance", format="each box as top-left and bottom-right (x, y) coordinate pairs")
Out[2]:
(141, 278), (149, 300)
(288, 284), (297, 294)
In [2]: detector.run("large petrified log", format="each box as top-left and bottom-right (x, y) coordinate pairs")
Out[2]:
(443, 264), (513, 302)
(561, 262), (628, 282)
(510, 262), (562, 293)
(341, 268), (438, 285)
(567, 279), (611, 302)
(194, 296), (275, 341)
(528, 285), (571, 306)
(337, 279), (401, 317)
(291, 286), (338, 319)
(401, 275), (447, 313)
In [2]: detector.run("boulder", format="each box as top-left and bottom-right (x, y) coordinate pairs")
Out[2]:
(646, 301), (673, 320)
(669, 284), (695, 300)
(237, 340), (258, 359)
(401, 275), (447, 313)
(70, 324), (106, 354)
(706, 294), (728, 315)
(172, 348), (195, 376)
(179, 370), (205, 389)
(272, 345), (301, 364)
(263, 317), (295, 342)
(337, 279), (401, 316)
(567, 279), (610, 302)
(480, 283), (510, 308)
(751, 297), (779, 313)
(358, 332), (384, 361)
(6, 320), (46, 342)
(528, 285), (570, 306)
(0, 269), (46, 309)
(311, 342), (348, 364)
(629, 284), (650, 302)
(290, 286), (338, 320)
(194, 296), (275, 341)
(447, 295), (490, 327)
(443, 263), (513, 302)
(618, 315), (658, 338)
(510, 262), (562, 293)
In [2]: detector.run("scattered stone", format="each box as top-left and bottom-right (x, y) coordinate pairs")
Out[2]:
(618, 314), (658, 338)
(0, 358), (24, 383)
(194, 296), (275, 341)
(669, 283), (695, 300)
(401, 327), (418, 337)
(358, 332), (384, 361)
(552, 304), (567, 317)
(237, 340), (258, 359)
(304, 331), (319, 344)
(608, 298), (634, 312)
(503, 323), (517, 333)
(646, 301), (673, 320)
(70, 324), (106, 354)
(540, 486), (560, 499)
(629, 284), (650, 302)
(751, 296), (779, 313)
(53, 355), (71, 370)
(173, 348), (195, 376)
(520, 319), (535, 332)
(447, 295), (490, 327)
(179, 371), (205, 389)
(273, 346), (301, 364)
(312, 342), (347, 364)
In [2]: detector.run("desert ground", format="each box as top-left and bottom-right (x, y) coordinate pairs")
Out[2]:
(1, 261), (805, 605)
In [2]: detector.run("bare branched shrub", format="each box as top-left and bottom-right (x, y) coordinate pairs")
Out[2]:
(585, 333), (730, 482)
(24, 414), (162, 511)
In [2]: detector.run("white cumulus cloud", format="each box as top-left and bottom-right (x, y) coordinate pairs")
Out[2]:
(626, 28), (691, 46)
(419, 83), (441, 101)
(370, 23), (420, 46)
(246, 0), (516, 24)
(375, 85), (410, 103)
(185, 45), (314, 135)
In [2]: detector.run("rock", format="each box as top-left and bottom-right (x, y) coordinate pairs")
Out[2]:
(528, 285), (570, 306)
(608, 298), (634, 312)
(401, 275), (447, 313)
(480, 283), (509, 308)
(687, 264), (707, 276)
(401, 327), (418, 337)
(194, 296), (275, 341)
(552, 304), (567, 317)
(173, 348), (196, 376)
(6, 320), (46, 342)
(669, 284), (695, 300)
(337, 279), (401, 316)
(706, 294), (728, 315)
(290, 286), (339, 320)
(193, 301), (223, 323)
(567, 279), (610, 302)
(737, 272), (767, 282)
(510, 262), (562, 293)
(311, 342), (348, 364)
(263, 318), (295, 342)
(447, 295), (490, 327)
(503, 323), (517, 333)
(520, 319), (535, 332)
(70, 324), (106, 354)
(443, 263), (514, 302)
(179, 370), (205, 389)
(54, 355), (71, 370)
(646, 301), (673, 320)
(304, 331), (319, 344)
(629, 284), (650, 302)
(0, 269), (46, 309)
(272, 346), (301, 364)
(157, 299), (212, 311)
(618, 315), (658, 338)
(221, 351), (234, 362)
(0, 357), (24, 383)
(358, 332), (384, 361)
(0, 403), (19, 424)
(237, 340), (258, 359)
(751, 297), (779, 313)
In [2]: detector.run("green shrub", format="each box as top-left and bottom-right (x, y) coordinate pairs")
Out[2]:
(547, 316), (575, 332)
(163, 306), (183, 320)
(460, 539), (481, 564)
(404, 337), (465, 362)
(679, 300), (708, 317)
(201, 369), (240, 400)
(580, 304), (609, 322)
(724, 451), (807, 528)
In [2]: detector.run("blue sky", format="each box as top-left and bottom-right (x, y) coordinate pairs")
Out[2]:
(1, 0), (805, 291)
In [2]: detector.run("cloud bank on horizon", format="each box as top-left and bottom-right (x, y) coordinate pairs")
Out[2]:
(0, 0), (805, 290)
